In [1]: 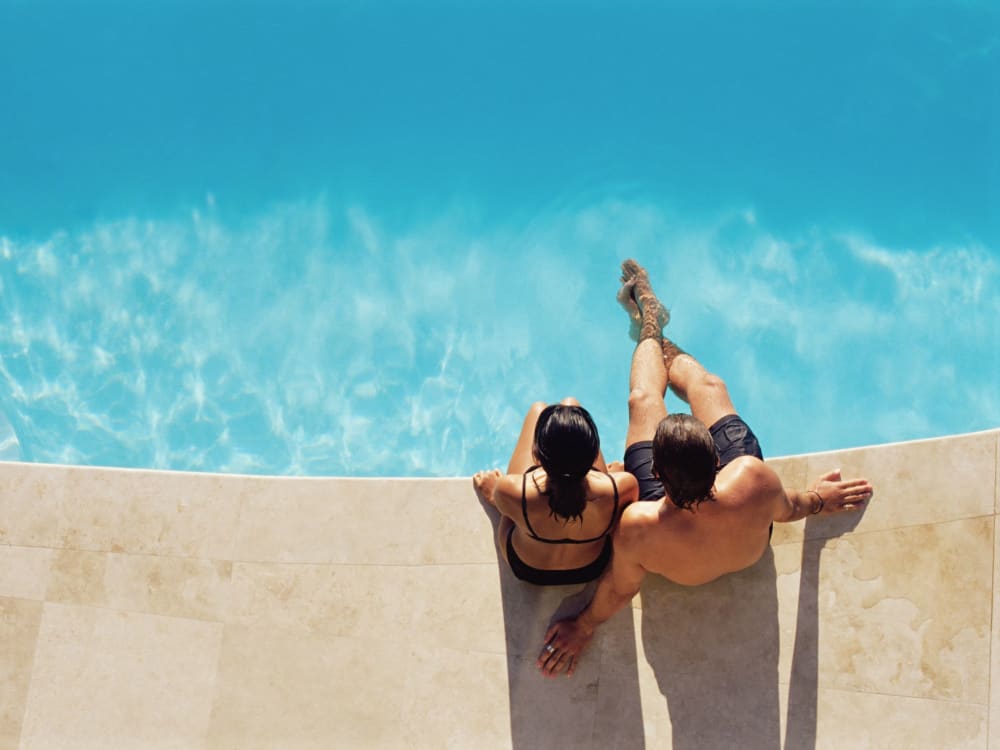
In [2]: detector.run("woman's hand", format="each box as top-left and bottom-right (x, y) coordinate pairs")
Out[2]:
(472, 469), (503, 507)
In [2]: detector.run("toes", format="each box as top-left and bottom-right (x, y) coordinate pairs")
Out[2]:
(621, 259), (643, 281)
(617, 282), (641, 316)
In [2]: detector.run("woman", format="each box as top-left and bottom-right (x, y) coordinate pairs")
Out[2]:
(473, 398), (638, 586)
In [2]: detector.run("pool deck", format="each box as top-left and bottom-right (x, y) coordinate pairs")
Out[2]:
(2, 428), (998, 749)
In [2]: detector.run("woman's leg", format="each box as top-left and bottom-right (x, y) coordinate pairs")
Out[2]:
(507, 401), (546, 474)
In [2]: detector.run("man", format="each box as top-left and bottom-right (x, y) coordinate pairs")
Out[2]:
(536, 259), (874, 677)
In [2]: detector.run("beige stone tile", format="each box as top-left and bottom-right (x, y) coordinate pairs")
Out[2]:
(207, 619), (606, 750)
(768, 454), (810, 546)
(490, 569), (596, 661)
(632, 552), (784, 749)
(0, 464), (67, 547)
(228, 562), (490, 650)
(804, 431), (996, 540)
(773, 541), (808, 686)
(993, 515), (1000, 710)
(592, 607), (648, 749)
(0, 597), (44, 750)
(629, 607), (672, 746)
(228, 561), (504, 651)
(233, 477), (497, 565)
(498, 653), (601, 749)
(815, 517), (992, 702)
(995, 430), (999, 515)
(19, 603), (222, 750)
(421, 478), (508, 565)
(58, 468), (242, 558)
(0, 546), (52, 600)
(206, 626), (394, 749)
(54, 471), (126, 552)
(226, 561), (371, 635)
(46, 549), (233, 622)
(781, 686), (988, 750)
(45, 549), (108, 607)
(408, 564), (507, 654)
(991, 704), (1000, 750)
(103, 554), (233, 622)
(398, 650), (514, 750)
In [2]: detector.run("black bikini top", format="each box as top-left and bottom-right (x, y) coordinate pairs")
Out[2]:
(520, 465), (619, 544)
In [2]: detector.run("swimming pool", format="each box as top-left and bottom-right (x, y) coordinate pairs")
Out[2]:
(2, 4), (997, 477)
(2, 197), (998, 477)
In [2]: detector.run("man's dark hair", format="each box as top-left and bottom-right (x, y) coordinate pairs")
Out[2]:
(533, 404), (600, 522)
(652, 414), (717, 510)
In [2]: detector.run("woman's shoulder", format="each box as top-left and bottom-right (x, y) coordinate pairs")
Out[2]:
(608, 470), (639, 500)
(494, 471), (532, 503)
(594, 469), (639, 500)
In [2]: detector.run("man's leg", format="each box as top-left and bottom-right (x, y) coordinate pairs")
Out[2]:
(625, 339), (669, 448)
(662, 345), (738, 430)
(619, 261), (670, 501)
(620, 261), (669, 449)
(619, 258), (738, 433)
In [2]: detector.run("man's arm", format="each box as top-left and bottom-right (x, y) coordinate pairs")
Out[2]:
(536, 516), (648, 678)
(775, 468), (874, 523)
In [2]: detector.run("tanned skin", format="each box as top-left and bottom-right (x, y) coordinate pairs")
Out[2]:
(536, 260), (873, 677)
(473, 397), (639, 576)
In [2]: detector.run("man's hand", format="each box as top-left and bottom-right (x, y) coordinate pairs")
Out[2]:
(537, 616), (596, 677)
(536, 508), (648, 678)
(811, 469), (873, 513)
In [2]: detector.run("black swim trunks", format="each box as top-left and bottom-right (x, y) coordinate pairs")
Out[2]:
(624, 413), (764, 501)
(709, 413), (764, 467)
(622, 441), (664, 501)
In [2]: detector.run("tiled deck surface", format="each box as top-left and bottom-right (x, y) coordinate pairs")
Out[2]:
(1, 428), (997, 749)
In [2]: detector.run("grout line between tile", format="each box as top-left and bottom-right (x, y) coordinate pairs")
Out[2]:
(775, 680), (991, 708)
(801, 512), (998, 546)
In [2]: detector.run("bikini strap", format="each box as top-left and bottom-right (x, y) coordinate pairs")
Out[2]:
(521, 465), (543, 540)
(597, 470), (620, 538)
(522, 466), (618, 544)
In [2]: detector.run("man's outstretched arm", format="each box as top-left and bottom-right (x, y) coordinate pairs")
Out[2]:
(776, 468), (874, 523)
(536, 521), (647, 678)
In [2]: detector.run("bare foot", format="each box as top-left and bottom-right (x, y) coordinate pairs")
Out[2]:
(620, 259), (669, 341)
(473, 469), (502, 507)
(616, 280), (643, 341)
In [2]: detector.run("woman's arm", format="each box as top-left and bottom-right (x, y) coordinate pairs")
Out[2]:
(536, 518), (647, 677)
(611, 470), (640, 510)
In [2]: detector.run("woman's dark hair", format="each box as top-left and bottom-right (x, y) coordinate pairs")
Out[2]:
(652, 414), (717, 510)
(532, 404), (600, 522)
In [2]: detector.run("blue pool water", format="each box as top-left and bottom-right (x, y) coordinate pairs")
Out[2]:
(1, 4), (997, 477)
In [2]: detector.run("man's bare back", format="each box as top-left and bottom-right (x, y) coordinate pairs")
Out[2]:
(622, 456), (776, 586)
(536, 260), (873, 678)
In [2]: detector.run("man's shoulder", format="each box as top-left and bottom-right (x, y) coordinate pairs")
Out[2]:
(718, 456), (780, 492)
(620, 498), (662, 525)
(716, 456), (784, 511)
(617, 499), (673, 547)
